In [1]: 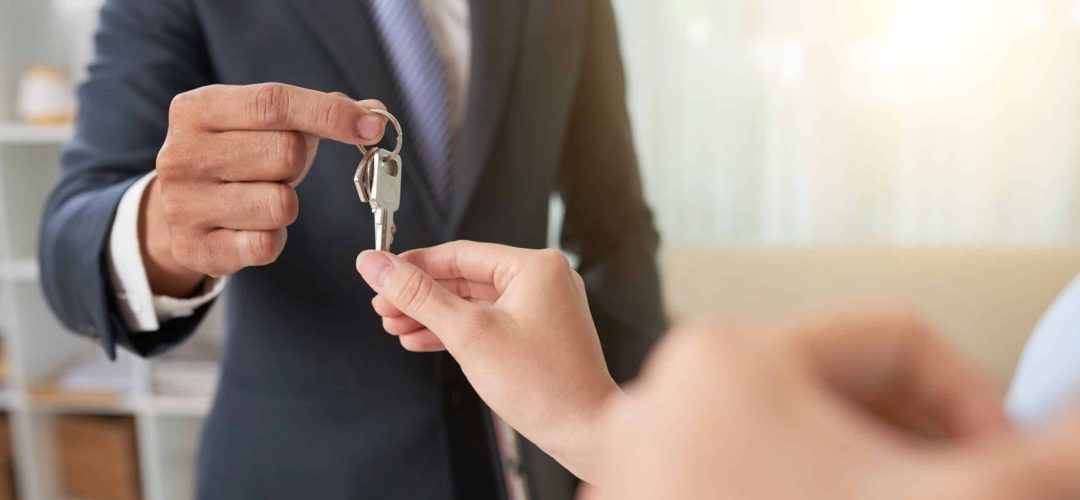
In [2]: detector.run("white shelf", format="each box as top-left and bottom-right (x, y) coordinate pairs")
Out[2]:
(26, 397), (135, 416)
(0, 123), (73, 145)
(0, 3), (216, 499)
(145, 395), (212, 417)
(26, 382), (135, 416)
(0, 260), (37, 281)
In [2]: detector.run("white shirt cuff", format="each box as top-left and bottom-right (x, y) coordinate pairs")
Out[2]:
(107, 172), (226, 332)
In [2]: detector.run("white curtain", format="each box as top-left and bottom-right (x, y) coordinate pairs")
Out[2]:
(612, 0), (1080, 245)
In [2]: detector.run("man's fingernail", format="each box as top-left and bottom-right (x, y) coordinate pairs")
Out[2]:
(358, 114), (383, 140)
(357, 251), (393, 285)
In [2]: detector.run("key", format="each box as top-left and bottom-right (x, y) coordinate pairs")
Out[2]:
(353, 108), (405, 252)
(355, 148), (402, 251)
(370, 150), (401, 251)
(355, 148), (379, 204)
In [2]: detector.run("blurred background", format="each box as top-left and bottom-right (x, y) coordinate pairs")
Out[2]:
(0, 0), (1078, 498)
(617, 0), (1080, 244)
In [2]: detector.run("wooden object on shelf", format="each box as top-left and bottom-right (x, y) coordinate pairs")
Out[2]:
(0, 415), (16, 500)
(28, 380), (124, 412)
(56, 416), (140, 500)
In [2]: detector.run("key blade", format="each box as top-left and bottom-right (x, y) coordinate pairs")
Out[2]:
(375, 208), (395, 252)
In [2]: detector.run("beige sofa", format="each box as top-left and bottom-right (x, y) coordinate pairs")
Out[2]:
(662, 246), (1080, 385)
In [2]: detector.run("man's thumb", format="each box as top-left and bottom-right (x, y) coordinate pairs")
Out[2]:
(357, 251), (468, 336)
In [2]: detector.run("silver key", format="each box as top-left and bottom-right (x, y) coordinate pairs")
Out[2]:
(355, 149), (402, 251)
(354, 108), (404, 252)
(355, 148), (379, 204)
(370, 151), (401, 251)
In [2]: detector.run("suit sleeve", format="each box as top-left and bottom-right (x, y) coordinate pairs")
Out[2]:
(39, 0), (215, 359)
(557, 0), (668, 382)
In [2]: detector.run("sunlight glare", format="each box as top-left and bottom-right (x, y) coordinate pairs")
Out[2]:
(890, 0), (973, 47)
(1021, 4), (1047, 32)
(755, 39), (804, 88)
(780, 40), (804, 87)
(687, 19), (711, 48)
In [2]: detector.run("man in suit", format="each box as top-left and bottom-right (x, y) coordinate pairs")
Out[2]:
(38, 0), (666, 498)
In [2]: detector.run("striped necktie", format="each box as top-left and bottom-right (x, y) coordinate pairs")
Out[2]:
(368, 0), (454, 210)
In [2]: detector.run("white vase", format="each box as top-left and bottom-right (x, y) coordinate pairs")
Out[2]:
(16, 66), (75, 125)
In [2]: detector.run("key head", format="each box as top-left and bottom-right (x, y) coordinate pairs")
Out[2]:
(370, 150), (402, 212)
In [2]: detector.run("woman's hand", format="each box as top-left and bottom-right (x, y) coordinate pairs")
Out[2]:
(359, 241), (1080, 499)
(357, 242), (618, 481)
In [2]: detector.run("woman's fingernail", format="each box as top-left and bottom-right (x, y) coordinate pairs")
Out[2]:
(357, 251), (393, 285)
(358, 113), (384, 140)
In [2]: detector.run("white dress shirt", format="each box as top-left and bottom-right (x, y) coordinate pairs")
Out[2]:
(108, 172), (227, 331)
(108, 0), (471, 332)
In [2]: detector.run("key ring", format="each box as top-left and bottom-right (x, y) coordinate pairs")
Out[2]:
(358, 108), (403, 162)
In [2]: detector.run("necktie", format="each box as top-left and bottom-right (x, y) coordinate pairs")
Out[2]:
(368, 0), (454, 210)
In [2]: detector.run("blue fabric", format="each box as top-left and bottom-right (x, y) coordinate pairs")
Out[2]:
(1007, 274), (1080, 428)
(369, 0), (454, 209)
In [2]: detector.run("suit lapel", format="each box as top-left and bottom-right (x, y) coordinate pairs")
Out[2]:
(446, 0), (528, 237)
(287, 0), (446, 229)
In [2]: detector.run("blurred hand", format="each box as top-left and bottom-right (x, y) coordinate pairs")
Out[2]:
(586, 311), (1080, 500)
(145, 83), (387, 296)
(356, 242), (617, 480)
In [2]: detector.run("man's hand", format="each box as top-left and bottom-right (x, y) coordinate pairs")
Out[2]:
(587, 313), (1080, 500)
(356, 242), (618, 481)
(145, 83), (388, 296)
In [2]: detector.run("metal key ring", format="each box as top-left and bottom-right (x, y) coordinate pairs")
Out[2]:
(358, 108), (403, 161)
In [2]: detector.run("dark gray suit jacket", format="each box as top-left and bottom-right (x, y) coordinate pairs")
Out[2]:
(39, 0), (666, 498)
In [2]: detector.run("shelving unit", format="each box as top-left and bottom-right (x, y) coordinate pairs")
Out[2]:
(0, 260), (37, 282)
(0, 124), (73, 145)
(0, 1), (222, 498)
